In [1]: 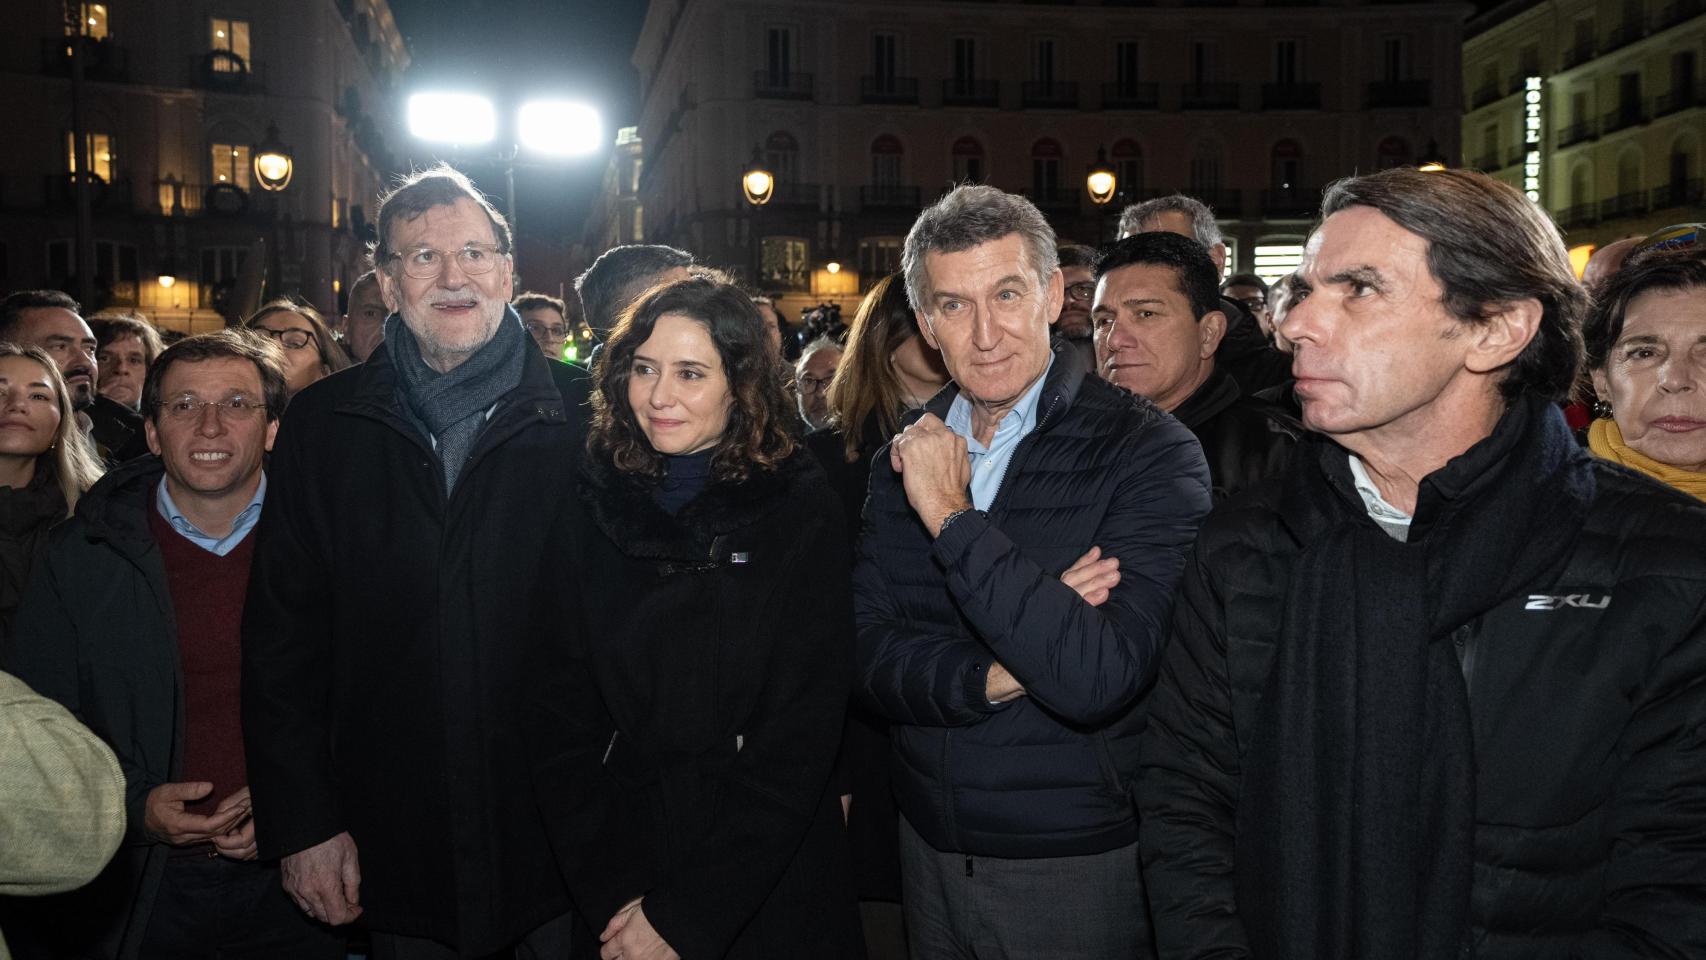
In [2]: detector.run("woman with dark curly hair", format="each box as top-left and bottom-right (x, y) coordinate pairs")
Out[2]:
(1582, 247), (1706, 500)
(528, 276), (862, 960)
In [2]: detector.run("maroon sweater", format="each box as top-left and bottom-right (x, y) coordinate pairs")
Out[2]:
(147, 508), (256, 812)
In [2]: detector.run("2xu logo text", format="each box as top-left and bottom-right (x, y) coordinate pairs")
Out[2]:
(1524, 594), (1611, 611)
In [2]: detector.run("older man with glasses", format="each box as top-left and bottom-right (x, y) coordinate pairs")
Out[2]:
(240, 164), (592, 959)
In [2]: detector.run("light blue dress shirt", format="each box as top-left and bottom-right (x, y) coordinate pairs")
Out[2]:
(943, 356), (1054, 511)
(155, 473), (267, 556)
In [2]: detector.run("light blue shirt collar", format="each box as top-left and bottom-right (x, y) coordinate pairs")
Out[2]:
(944, 356), (1054, 511)
(155, 472), (267, 557)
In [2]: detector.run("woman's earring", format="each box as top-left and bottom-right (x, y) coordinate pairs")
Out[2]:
(1591, 398), (1614, 420)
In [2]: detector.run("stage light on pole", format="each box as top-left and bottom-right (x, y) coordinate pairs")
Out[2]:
(518, 100), (603, 157)
(407, 92), (498, 146)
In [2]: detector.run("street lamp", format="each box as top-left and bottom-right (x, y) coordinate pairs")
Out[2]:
(1418, 139), (1448, 173)
(1086, 147), (1117, 205)
(253, 123), (294, 192)
(742, 147), (774, 288)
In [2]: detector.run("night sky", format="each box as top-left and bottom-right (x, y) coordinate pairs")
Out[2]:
(385, 0), (651, 247)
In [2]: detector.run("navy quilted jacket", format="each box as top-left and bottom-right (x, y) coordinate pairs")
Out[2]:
(854, 341), (1212, 858)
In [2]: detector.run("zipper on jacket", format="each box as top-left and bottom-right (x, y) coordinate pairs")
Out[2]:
(1452, 623), (1478, 701)
(602, 729), (619, 765)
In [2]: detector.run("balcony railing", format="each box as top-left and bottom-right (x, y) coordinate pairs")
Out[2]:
(44, 173), (132, 211)
(1654, 82), (1706, 116)
(1021, 80), (1080, 108)
(1651, 178), (1704, 210)
(1598, 191), (1648, 221)
(770, 182), (824, 208)
(1367, 79), (1431, 108)
(1261, 187), (1322, 217)
(40, 37), (129, 81)
(1558, 118), (1598, 147)
(1655, 0), (1705, 31)
(1101, 81), (1159, 109)
(1561, 39), (1596, 69)
(942, 78), (999, 107)
(1262, 82), (1322, 109)
(1181, 82), (1239, 109)
(1471, 82), (1503, 109)
(753, 70), (813, 100)
(1471, 152), (1504, 171)
(1601, 100), (1649, 134)
(860, 75), (919, 105)
(859, 184), (922, 210)
(1022, 185), (1080, 216)
(1557, 203), (1597, 230)
(1189, 187), (1243, 217)
(1599, 18), (1646, 54)
(196, 51), (266, 92)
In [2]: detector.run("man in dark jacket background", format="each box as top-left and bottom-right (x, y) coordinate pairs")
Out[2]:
(1138, 167), (1706, 959)
(241, 164), (590, 958)
(1092, 232), (1298, 499)
(6, 330), (342, 959)
(855, 184), (1211, 959)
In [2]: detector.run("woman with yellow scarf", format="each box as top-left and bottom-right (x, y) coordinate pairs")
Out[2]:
(1584, 248), (1706, 500)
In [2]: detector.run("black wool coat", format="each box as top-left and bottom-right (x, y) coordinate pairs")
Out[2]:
(528, 448), (863, 960)
(241, 343), (590, 955)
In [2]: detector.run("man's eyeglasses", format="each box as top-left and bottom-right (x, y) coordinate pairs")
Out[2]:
(388, 243), (506, 280)
(797, 374), (833, 395)
(524, 321), (570, 340)
(157, 395), (268, 422)
(1231, 296), (1268, 315)
(254, 328), (315, 351)
(1065, 282), (1096, 303)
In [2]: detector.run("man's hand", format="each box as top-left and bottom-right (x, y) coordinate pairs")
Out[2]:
(600, 899), (679, 960)
(210, 787), (257, 861)
(985, 661), (1026, 703)
(889, 414), (973, 537)
(1060, 546), (1121, 606)
(143, 782), (250, 846)
(282, 831), (362, 926)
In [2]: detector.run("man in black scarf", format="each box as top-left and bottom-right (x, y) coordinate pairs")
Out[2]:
(242, 165), (590, 959)
(1137, 167), (1706, 959)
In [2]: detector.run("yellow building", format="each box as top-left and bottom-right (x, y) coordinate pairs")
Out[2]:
(1464, 0), (1703, 252)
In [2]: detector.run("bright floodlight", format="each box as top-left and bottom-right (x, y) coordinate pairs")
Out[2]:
(518, 101), (602, 157)
(408, 93), (498, 145)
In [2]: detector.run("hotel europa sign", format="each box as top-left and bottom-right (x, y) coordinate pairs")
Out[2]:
(1524, 76), (1543, 202)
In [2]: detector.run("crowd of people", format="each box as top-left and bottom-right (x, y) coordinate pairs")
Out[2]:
(0, 159), (1703, 960)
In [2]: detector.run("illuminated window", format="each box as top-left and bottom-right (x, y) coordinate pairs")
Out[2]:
(69, 3), (110, 39)
(331, 197), (343, 229)
(67, 132), (114, 181)
(210, 143), (251, 190)
(760, 237), (810, 291)
(1253, 240), (1306, 284)
(951, 137), (984, 184)
(210, 18), (250, 70)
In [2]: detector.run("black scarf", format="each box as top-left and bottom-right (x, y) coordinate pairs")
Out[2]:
(1236, 394), (1596, 960)
(386, 306), (527, 493)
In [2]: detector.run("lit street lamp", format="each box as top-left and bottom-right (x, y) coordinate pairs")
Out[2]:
(743, 147), (774, 288)
(254, 123), (294, 192)
(1418, 139), (1448, 173)
(1086, 147), (1117, 205)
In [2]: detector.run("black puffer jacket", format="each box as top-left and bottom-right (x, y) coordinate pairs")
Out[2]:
(1138, 429), (1706, 959)
(855, 341), (1212, 858)
(1168, 367), (1300, 501)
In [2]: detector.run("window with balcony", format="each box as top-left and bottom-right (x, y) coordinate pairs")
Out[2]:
(1033, 39), (1056, 85)
(760, 237), (810, 291)
(1479, 123), (1501, 169)
(1112, 139), (1143, 200)
(1517, 43), (1540, 78)
(1031, 139), (1062, 201)
(1274, 40), (1300, 84)
(210, 142), (251, 191)
(1114, 41), (1139, 93)
(858, 238), (903, 282)
(873, 32), (898, 84)
(1381, 36), (1409, 83)
(67, 132), (114, 182)
(1191, 41), (1218, 84)
(953, 37), (977, 87)
(210, 17), (250, 70)
(765, 25), (795, 83)
(47, 239), (138, 300)
(1190, 142), (1223, 194)
(871, 135), (903, 188)
(952, 136), (985, 184)
(200, 246), (249, 308)
(1271, 140), (1301, 191)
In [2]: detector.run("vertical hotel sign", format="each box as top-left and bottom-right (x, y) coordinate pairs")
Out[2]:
(1524, 77), (1543, 202)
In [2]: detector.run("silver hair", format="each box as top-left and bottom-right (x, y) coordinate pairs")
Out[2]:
(902, 185), (1059, 317)
(1117, 194), (1224, 248)
(796, 335), (842, 369)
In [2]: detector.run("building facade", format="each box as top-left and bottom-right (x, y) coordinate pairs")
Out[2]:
(622, 0), (1470, 320)
(1464, 0), (1703, 252)
(0, 0), (408, 332)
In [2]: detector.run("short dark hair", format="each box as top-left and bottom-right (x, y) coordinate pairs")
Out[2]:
(142, 328), (290, 424)
(1222, 273), (1269, 296)
(245, 298), (351, 377)
(92, 313), (166, 365)
(1320, 167), (1587, 404)
(1095, 232), (1221, 321)
(370, 164), (512, 269)
(575, 245), (694, 337)
(0, 290), (81, 340)
(588, 276), (796, 483)
(1057, 243), (1099, 270)
(513, 292), (572, 321)
(1583, 247), (1706, 378)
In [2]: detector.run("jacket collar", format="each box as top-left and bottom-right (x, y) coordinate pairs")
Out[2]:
(337, 334), (567, 424)
(914, 336), (1088, 433)
(1169, 365), (1242, 431)
(74, 454), (168, 557)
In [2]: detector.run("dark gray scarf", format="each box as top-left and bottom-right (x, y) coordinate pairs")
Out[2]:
(387, 305), (527, 493)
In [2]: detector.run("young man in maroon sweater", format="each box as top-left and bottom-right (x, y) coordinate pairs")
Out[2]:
(6, 329), (344, 959)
